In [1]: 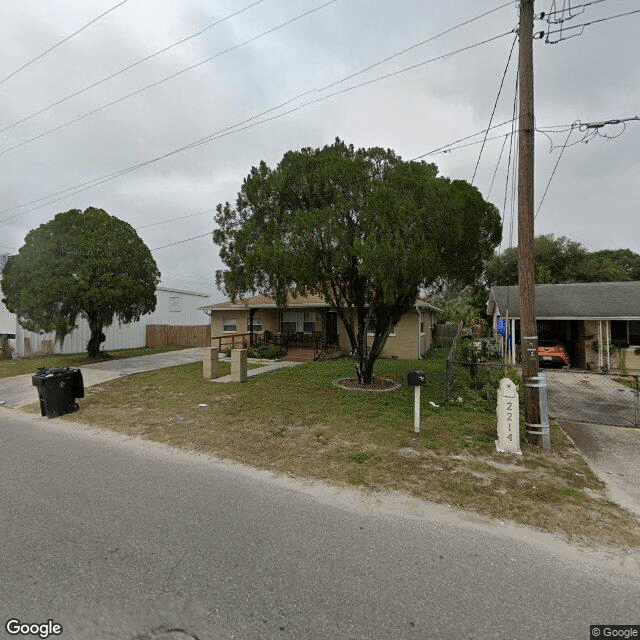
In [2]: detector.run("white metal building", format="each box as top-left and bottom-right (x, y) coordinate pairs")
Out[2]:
(0, 284), (211, 358)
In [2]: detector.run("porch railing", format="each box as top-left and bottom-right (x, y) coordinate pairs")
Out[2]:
(211, 331), (340, 356)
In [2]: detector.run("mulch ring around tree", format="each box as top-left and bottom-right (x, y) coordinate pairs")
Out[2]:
(334, 377), (401, 393)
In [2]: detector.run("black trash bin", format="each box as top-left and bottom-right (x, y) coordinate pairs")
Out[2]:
(32, 367), (84, 419)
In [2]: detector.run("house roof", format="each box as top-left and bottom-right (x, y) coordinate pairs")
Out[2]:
(200, 293), (442, 313)
(200, 293), (328, 311)
(487, 281), (640, 320)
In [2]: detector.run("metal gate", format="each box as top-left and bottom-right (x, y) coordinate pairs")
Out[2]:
(545, 370), (640, 428)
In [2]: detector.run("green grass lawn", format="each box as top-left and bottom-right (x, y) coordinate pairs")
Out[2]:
(0, 346), (184, 378)
(32, 347), (640, 549)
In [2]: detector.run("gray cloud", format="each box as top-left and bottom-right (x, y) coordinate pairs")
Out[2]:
(1, 0), (638, 300)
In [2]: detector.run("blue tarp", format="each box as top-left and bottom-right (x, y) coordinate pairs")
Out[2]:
(496, 317), (506, 336)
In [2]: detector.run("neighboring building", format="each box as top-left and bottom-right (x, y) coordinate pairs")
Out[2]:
(0, 284), (211, 357)
(200, 294), (440, 360)
(487, 282), (640, 371)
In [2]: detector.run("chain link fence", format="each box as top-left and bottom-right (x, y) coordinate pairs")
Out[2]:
(445, 336), (522, 411)
(545, 370), (640, 428)
(445, 335), (640, 427)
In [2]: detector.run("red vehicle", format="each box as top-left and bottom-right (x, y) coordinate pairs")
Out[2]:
(538, 340), (570, 368)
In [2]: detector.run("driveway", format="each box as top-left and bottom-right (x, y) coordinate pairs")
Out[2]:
(562, 420), (640, 518)
(545, 369), (638, 428)
(0, 348), (205, 408)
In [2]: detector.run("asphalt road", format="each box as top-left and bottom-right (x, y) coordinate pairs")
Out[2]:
(2, 408), (639, 640)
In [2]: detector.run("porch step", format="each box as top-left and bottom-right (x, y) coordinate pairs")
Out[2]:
(283, 348), (316, 362)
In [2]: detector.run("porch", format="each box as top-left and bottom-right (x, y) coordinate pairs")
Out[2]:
(210, 330), (341, 361)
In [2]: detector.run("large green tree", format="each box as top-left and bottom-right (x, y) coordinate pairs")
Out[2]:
(484, 234), (640, 286)
(214, 139), (501, 383)
(2, 207), (160, 357)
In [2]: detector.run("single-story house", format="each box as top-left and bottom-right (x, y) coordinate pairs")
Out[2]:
(200, 293), (441, 360)
(0, 283), (211, 358)
(486, 282), (640, 371)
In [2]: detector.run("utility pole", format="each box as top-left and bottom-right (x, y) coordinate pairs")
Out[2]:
(517, 0), (543, 445)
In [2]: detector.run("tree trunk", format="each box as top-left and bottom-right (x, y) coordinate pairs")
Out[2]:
(87, 313), (106, 358)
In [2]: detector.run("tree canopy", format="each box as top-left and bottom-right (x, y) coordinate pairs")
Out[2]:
(484, 234), (640, 286)
(214, 139), (501, 383)
(2, 207), (160, 357)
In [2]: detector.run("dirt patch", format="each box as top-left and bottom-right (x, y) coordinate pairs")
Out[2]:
(335, 377), (401, 392)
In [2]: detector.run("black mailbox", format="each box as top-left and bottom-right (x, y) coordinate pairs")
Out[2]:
(407, 370), (426, 387)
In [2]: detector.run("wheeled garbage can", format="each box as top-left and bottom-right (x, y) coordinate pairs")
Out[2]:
(32, 367), (84, 419)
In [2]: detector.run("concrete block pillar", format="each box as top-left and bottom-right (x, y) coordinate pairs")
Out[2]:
(203, 347), (219, 379)
(231, 348), (247, 382)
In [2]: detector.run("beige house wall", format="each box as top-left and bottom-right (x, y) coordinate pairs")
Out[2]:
(620, 349), (640, 372)
(366, 309), (434, 360)
(209, 305), (435, 360)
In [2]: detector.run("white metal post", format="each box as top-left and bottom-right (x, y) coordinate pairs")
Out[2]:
(414, 386), (421, 434)
(598, 321), (603, 371)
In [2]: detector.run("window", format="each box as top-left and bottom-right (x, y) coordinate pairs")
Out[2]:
(611, 320), (640, 346)
(247, 317), (262, 332)
(419, 312), (425, 335)
(223, 318), (237, 332)
(303, 311), (316, 333)
(280, 311), (297, 333)
(168, 296), (182, 312)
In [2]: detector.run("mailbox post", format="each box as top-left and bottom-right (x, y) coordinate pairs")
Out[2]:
(407, 370), (426, 434)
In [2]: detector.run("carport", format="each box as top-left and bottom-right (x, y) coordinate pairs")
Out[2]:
(487, 282), (640, 372)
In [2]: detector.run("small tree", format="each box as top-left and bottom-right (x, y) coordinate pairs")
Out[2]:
(484, 234), (640, 285)
(2, 207), (160, 357)
(214, 139), (501, 383)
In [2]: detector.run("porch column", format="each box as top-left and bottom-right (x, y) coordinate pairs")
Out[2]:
(249, 308), (255, 347)
(511, 318), (516, 365)
(598, 321), (603, 371)
(606, 320), (611, 371)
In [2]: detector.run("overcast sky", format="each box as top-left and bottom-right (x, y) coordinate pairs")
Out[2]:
(1, 0), (638, 304)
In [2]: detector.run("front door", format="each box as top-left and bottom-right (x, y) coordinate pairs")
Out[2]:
(326, 311), (338, 346)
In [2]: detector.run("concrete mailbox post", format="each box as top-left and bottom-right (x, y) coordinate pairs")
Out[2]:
(203, 347), (219, 379)
(495, 378), (522, 455)
(231, 348), (248, 383)
(407, 370), (426, 434)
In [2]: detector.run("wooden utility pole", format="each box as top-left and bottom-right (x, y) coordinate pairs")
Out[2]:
(517, 0), (542, 445)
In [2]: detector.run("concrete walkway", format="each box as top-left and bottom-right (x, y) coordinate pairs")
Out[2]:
(0, 348), (205, 407)
(0, 348), (307, 407)
(211, 359), (304, 383)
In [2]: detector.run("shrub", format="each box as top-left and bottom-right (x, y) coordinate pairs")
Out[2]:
(0, 336), (12, 360)
(247, 345), (286, 359)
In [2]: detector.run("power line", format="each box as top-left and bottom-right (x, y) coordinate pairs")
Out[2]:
(135, 208), (215, 230)
(500, 70), (519, 256)
(321, 0), (515, 92)
(471, 34), (517, 184)
(487, 133), (511, 199)
(1, 0), (514, 141)
(0, 0), (340, 157)
(412, 117), (517, 159)
(151, 232), (211, 252)
(535, 122), (577, 218)
(0, 0), (267, 136)
(543, 0), (615, 23)
(543, 7), (640, 42)
(0, 0), (132, 87)
(0, 28), (515, 223)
